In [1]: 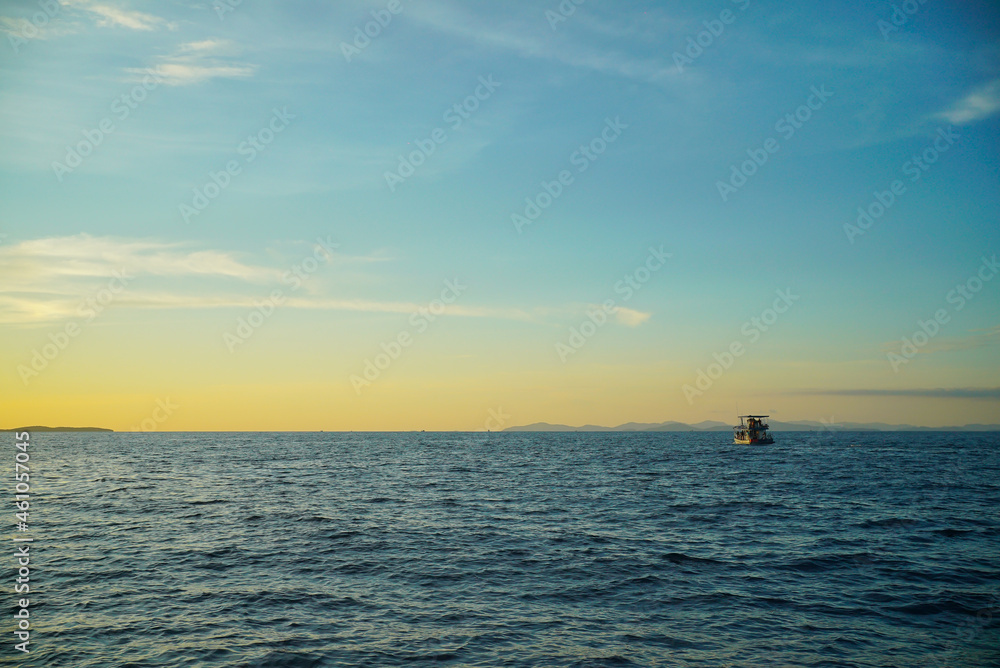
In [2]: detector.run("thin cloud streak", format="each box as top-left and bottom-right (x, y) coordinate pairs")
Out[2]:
(938, 79), (1000, 125)
(615, 307), (651, 327)
(405, 1), (679, 85)
(127, 39), (257, 86)
(797, 388), (1000, 399)
(0, 292), (534, 324)
(64, 0), (175, 31)
(0, 235), (535, 325)
(0, 235), (279, 284)
(880, 326), (1000, 355)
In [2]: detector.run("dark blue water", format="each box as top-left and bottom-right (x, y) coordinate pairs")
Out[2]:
(8, 431), (1000, 666)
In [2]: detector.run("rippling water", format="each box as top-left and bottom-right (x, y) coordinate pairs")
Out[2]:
(8, 431), (1000, 666)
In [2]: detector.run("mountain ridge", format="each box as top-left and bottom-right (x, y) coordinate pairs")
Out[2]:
(503, 420), (1000, 432)
(1, 426), (114, 432)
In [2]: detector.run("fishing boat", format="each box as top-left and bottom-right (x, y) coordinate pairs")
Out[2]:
(733, 415), (774, 444)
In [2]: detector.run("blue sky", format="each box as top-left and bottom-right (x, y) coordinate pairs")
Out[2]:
(1, 0), (998, 429)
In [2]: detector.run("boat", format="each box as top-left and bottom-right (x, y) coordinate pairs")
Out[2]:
(733, 415), (774, 444)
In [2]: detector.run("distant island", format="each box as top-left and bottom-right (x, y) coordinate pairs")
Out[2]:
(1, 426), (114, 432)
(504, 420), (1000, 432)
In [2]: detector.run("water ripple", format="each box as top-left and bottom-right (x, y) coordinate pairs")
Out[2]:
(12, 431), (1000, 666)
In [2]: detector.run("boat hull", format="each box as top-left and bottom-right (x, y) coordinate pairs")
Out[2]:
(734, 437), (773, 445)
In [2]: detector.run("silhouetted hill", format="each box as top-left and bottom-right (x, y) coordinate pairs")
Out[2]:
(1, 426), (113, 432)
(504, 420), (1000, 432)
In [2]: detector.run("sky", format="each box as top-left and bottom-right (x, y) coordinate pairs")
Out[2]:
(1, 0), (998, 431)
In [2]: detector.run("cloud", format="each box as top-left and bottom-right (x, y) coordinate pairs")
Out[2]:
(178, 39), (229, 53)
(798, 388), (1000, 399)
(0, 15), (78, 41)
(0, 234), (282, 322)
(880, 326), (1000, 355)
(140, 63), (258, 86)
(0, 234), (278, 284)
(615, 307), (651, 327)
(0, 235), (533, 325)
(0, 288), (534, 325)
(937, 79), (1000, 125)
(556, 303), (651, 328)
(0, 1), (174, 50)
(64, 0), (175, 31)
(128, 39), (257, 86)
(0, 294), (82, 323)
(405, 1), (678, 85)
(107, 292), (531, 320)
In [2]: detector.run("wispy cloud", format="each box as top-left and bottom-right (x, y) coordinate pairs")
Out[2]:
(799, 388), (1000, 399)
(0, 234), (278, 285)
(0, 235), (285, 322)
(880, 326), (1000, 355)
(0, 235), (532, 325)
(615, 307), (651, 327)
(560, 303), (652, 328)
(0, 1), (173, 50)
(127, 39), (257, 86)
(65, 0), (175, 31)
(937, 79), (1000, 125)
(405, 1), (678, 85)
(178, 39), (232, 54)
(0, 292), (533, 324)
(0, 15), (77, 40)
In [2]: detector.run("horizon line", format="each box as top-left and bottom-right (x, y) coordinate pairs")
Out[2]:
(6, 422), (1000, 433)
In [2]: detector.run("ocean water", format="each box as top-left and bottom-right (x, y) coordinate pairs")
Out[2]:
(8, 431), (1000, 667)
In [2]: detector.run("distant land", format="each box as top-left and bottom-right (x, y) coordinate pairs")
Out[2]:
(1, 426), (114, 432)
(1, 423), (996, 433)
(504, 420), (1000, 432)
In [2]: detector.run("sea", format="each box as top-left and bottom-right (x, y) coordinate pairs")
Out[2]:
(7, 431), (1000, 667)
